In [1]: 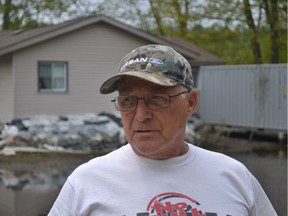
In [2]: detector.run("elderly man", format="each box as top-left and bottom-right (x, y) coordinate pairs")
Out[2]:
(49, 44), (276, 216)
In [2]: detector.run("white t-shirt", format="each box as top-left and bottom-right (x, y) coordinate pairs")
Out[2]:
(48, 144), (277, 216)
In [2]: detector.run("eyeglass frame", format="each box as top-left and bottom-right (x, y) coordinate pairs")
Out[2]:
(111, 89), (191, 112)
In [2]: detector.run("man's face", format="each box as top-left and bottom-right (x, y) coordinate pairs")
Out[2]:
(117, 77), (197, 159)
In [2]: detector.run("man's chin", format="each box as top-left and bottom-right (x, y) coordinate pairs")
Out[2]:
(130, 143), (164, 159)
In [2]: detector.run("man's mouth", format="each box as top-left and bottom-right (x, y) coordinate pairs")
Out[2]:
(135, 130), (157, 134)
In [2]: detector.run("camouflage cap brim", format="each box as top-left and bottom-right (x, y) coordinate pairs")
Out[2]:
(99, 71), (180, 94)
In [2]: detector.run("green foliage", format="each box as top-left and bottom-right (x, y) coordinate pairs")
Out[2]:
(0, 0), (77, 30)
(0, 0), (286, 64)
(184, 28), (252, 64)
(145, 0), (287, 64)
(184, 26), (287, 65)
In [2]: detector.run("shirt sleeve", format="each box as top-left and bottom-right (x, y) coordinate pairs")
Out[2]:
(48, 179), (77, 216)
(249, 174), (278, 216)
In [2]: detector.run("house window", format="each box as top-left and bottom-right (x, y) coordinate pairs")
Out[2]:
(38, 61), (68, 92)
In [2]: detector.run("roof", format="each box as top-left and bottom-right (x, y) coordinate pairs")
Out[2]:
(0, 15), (223, 64)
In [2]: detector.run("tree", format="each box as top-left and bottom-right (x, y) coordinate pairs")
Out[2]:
(0, 0), (286, 64)
(86, 0), (288, 64)
(0, 0), (85, 30)
(262, 0), (287, 63)
(146, 0), (195, 36)
(148, 0), (165, 35)
(243, 0), (262, 63)
(197, 0), (286, 63)
(172, 0), (189, 36)
(2, 0), (11, 30)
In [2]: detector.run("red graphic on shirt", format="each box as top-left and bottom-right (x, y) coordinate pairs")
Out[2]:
(136, 192), (208, 216)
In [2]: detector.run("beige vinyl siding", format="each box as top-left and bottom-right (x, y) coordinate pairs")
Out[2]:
(13, 22), (150, 118)
(0, 56), (14, 122)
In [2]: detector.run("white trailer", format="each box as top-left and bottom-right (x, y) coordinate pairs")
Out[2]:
(199, 64), (287, 132)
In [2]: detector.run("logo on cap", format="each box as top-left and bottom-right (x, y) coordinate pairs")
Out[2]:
(120, 58), (163, 72)
(149, 58), (163, 64)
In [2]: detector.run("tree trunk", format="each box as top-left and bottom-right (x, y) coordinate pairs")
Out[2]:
(263, 0), (279, 63)
(148, 0), (165, 36)
(3, 0), (12, 30)
(171, 0), (189, 36)
(243, 0), (262, 64)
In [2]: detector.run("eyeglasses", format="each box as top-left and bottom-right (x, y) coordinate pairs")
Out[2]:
(111, 89), (191, 112)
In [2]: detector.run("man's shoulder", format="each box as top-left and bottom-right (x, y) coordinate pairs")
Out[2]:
(73, 144), (129, 172)
(191, 144), (248, 172)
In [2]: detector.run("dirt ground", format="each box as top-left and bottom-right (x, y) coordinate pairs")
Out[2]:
(0, 149), (111, 175)
(199, 132), (286, 153)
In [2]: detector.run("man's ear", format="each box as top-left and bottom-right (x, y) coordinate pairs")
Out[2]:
(186, 90), (198, 116)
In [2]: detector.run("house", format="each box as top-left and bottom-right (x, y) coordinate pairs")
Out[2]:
(0, 15), (223, 122)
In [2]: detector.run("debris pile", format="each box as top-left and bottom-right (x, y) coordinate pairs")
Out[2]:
(0, 113), (202, 153)
(0, 112), (126, 152)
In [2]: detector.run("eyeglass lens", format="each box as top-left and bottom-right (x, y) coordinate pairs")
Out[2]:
(112, 90), (190, 112)
(115, 94), (169, 111)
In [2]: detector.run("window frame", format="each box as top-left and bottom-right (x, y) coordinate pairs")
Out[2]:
(38, 61), (68, 93)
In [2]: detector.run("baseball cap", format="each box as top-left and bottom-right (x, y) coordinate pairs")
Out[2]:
(99, 44), (194, 94)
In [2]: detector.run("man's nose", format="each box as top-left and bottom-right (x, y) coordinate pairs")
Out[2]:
(134, 98), (152, 121)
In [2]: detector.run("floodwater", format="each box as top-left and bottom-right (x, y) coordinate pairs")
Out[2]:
(0, 149), (286, 216)
(228, 149), (287, 216)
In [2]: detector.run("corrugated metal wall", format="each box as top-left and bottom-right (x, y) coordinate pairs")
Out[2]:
(199, 64), (287, 131)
